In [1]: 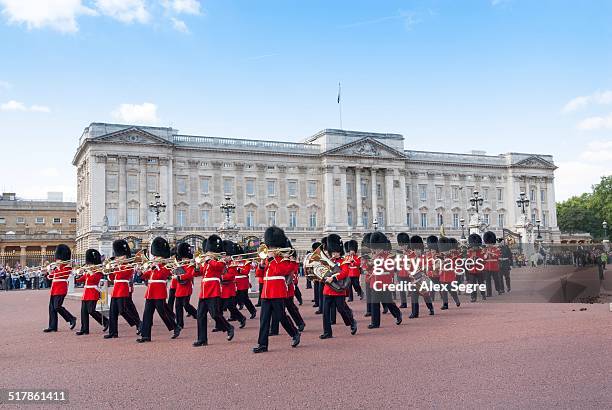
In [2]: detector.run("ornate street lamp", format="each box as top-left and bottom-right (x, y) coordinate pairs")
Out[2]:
(516, 191), (530, 215)
(220, 195), (236, 227)
(459, 217), (466, 240)
(372, 218), (379, 231)
(535, 218), (542, 241)
(148, 193), (166, 226)
(603, 221), (608, 240)
(469, 190), (484, 214)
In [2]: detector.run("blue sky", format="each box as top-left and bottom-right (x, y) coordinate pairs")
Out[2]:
(0, 0), (611, 201)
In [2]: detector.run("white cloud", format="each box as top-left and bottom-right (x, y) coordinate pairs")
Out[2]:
(0, 80), (10, 90)
(94, 0), (149, 24)
(112, 102), (159, 124)
(171, 17), (188, 33)
(579, 140), (612, 162)
(0, 100), (51, 112)
(0, 0), (96, 33)
(30, 104), (51, 113)
(577, 112), (612, 131)
(562, 90), (612, 113)
(163, 0), (201, 15)
(556, 139), (612, 200)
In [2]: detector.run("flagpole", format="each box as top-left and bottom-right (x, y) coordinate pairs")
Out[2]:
(338, 82), (343, 130)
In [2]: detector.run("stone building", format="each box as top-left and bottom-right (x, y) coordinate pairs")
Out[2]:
(73, 123), (560, 253)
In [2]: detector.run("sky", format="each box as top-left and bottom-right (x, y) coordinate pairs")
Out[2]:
(0, 0), (611, 202)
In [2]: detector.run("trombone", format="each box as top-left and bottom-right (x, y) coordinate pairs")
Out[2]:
(230, 244), (294, 263)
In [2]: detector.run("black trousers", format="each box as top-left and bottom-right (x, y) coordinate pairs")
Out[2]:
(484, 271), (502, 296)
(108, 297), (140, 336)
(468, 274), (487, 301)
(48, 295), (75, 330)
(272, 297), (304, 332)
(256, 283), (263, 305)
(167, 288), (176, 314)
(294, 286), (303, 305)
(313, 281), (321, 306)
(175, 295), (198, 328)
(257, 299), (297, 347)
(236, 289), (257, 315)
(223, 296), (246, 322)
(306, 278), (312, 289)
(125, 294), (141, 325)
(499, 268), (511, 292)
(323, 295), (354, 336)
(440, 284), (460, 306)
(196, 297), (231, 343)
(140, 299), (176, 339)
(347, 277), (363, 301)
(370, 299), (400, 327)
(80, 300), (106, 333)
(398, 278), (410, 305)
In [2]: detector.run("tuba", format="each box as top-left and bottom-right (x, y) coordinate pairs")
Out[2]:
(303, 246), (349, 293)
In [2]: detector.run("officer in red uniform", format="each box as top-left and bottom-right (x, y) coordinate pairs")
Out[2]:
(43, 244), (77, 332)
(105, 240), (140, 339)
(171, 242), (198, 337)
(483, 231), (502, 297)
(221, 240), (247, 329)
(235, 246), (257, 319)
(75, 249), (108, 335)
(345, 240), (363, 302)
(320, 234), (357, 339)
(408, 235), (435, 318)
(167, 246), (178, 314)
(177, 235), (234, 347)
(439, 237), (461, 309)
(271, 240), (305, 334)
(396, 233), (411, 308)
(425, 235), (441, 309)
(361, 233), (373, 317)
(137, 237), (178, 343)
(367, 232), (402, 329)
(467, 233), (486, 302)
(253, 226), (301, 353)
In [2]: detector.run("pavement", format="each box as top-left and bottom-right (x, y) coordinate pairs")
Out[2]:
(1, 277), (612, 409)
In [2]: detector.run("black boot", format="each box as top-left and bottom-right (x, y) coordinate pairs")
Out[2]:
(426, 302), (434, 315)
(409, 303), (419, 319)
(441, 303), (449, 310)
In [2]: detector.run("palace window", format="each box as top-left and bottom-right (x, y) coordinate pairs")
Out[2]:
(289, 210), (297, 228)
(246, 211), (254, 228)
(201, 178), (210, 195)
(377, 211), (384, 227)
(530, 189), (536, 202)
(0, 217), (5, 224)
(70, 218), (77, 224)
(541, 189), (547, 203)
(483, 213), (490, 225)
(308, 181), (317, 198)
(201, 210), (210, 227)
(267, 180), (276, 196)
(346, 182), (353, 199)
(16, 216), (25, 224)
(268, 210), (276, 226)
(127, 208), (139, 226)
(362, 211), (369, 228)
(127, 174), (138, 192)
(53, 217), (61, 224)
(406, 213), (412, 227)
(309, 211), (317, 228)
(437, 213), (443, 227)
(452, 186), (459, 201)
(223, 178), (233, 195)
(106, 209), (118, 226)
(482, 187), (489, 201)
(245, 179), (255, 196)
(177, 178), (187, 194)
(35, 217), (45, 224)
(542, 211), (548, 228)
(147, 175), (158, 192)
(347, 210), (353, 227)
(420, 213), (427, 228)
(176, 210), (187, 227)
(419, 185), (427, 201)
(435, 186), (443, 201)
(361, 181), (368, 198)
(453, 213), (459, 228)
(106, 173), (118, 192)
(497, 188), (503, 202)
(406, 185), (411, 200)
(498, 213), (505, 228)
(288, 181), (298, 197)
(377, 183), (383, 199)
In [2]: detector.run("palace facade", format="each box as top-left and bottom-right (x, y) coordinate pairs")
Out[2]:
(73, 123), (560, 253)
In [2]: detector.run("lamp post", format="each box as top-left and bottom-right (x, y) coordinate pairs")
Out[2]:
(603, 221), (609, 243)
(148, 193), (166, 226)
(469, 190), (484, 214)
(373, 218), (379, 231)
(516, 191), (530, 215)
(535, 219), (542, 241)
(460, 218), (466, 239)
(220, 195), (236, 227)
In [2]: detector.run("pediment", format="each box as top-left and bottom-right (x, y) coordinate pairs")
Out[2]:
(95, 127), (173, 146)
(323, 137), (406, 159)
(512, 156), (556, 170)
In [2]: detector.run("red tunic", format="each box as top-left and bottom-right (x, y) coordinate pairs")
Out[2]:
(49, 264), (71, 296)
(426, 250), (441, 279)
(170, 277), (178, 290)
(323, 259), (349, 297)
(259, 256), (292, 299)
(221, 265), (238, 298)
(108, 265), (133, 298)
(347, 254), (362, 278)
(286, 260), (299, 298)
(439, 251), (458, 284)
(467, 248), (484, 275)
(75, 271), (103, 301)
(484, 246), (501, 272)
(174, 265), (194, 298)
(141, 264), (171, 300)
(397, 250), (412, 279)
(189, 259), (224, 299)
(368, 252), (394, 289)
(235, 262), (251, 291)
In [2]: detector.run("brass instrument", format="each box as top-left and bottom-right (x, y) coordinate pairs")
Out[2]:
(303, 246), (348, 292)
(104, 250), (148, 271)
(230, 244), (293, 263)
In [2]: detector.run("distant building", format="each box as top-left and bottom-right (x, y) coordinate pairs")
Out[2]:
(0, 193), (76, 267)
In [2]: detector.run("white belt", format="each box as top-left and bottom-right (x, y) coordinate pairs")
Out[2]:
(202, 278), (221, 282)
(114, 279), (130, 283)
(52, 279), (69, 283)
(235, 275), (248, 279)
(148, 280), (167, 283)
(264, 276), (286, 281)
(84, 285), (98, 289)
(373, 272), (391, 276)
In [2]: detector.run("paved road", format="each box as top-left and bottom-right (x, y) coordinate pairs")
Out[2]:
(1, 286), (611, 409)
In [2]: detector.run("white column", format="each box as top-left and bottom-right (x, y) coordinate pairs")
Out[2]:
(548, 177), (558, 227)
(371, 168), (378, 225)
(535, 178), (543, 222)
(167, 158), (174, 226)
(323, 165), (334, 229)
(356, 168), (363, 227)
(338, 166), (348, 229)
(91, 155), (106, 228)
(118, 156), (127, 226)
(385, 168), (395, 228)
(398, 170), (407, 228)
(139, 158), (147, 226)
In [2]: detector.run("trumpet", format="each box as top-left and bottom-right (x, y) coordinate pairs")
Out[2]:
(104, 251), (148, 271)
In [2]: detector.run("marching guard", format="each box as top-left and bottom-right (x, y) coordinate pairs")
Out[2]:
(345, 240), (363, 302)
(221, 240), (247, 329)
(483, 231), (502, 297)
(439, 237), (461, 309)
(137, 237), (178, 343)
(43, 244), (77, 333)
(499, 239), (513, 293)
(467, 234), (487, 302)
(171, 242), (198, 337)
(408, 235), (435, 318)
(270, 240), (305, 334)
(235, 245), (257, 319)
(396, 232), (411, 308)
(309, 241), (322, 312)
(367, 232), (402, 329)
(75, 249), (108, 335)
(361, 233), (373, 317)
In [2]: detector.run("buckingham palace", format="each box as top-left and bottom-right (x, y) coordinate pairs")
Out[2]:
(72, 123), (560, 253)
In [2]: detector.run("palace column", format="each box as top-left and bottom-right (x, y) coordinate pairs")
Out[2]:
(355, 168), (363, 227)
(398, 169), (407, 228)
(139, 157), (148, 226)
(91, 155), (106, 229)
(20, 246), (27, 268)
(118, 156), (127, 227)
(384, 168), (395, 228)
(547, 177), (558, 227)
(323, 165), (334, 229)
(371, 168), (378, 226)
(338, 166), (348, 229)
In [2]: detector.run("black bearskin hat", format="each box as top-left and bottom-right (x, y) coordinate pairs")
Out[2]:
(369, 231), (391, 250)
(449, 237), (459, 250)
(347, 239), (358, 253)
(483, 231), (497, 245)
(438, 237), (450, 252)
(223, 240), (238, 256)
(54, 244), (71, 261)
(468, 233), (482, 248)
(410, 235), (424, 251)
(361, 233), (372, 249)
(177, 242), (193, 260)
(205, 235), (223, 253)
(85, 249), (101, 265)
(235, 244), (244, 255)
(312, 241), (321, 251)
(202, 238), (208, 252)
(151, 237), (171, 258)
(264, 226), (287, 248)
(426, 235), (439, 251)
(112, 239), (131, 258)
(327, 234), (343, 254)
(397, 232), (410, 246)
(321, 236), (328, 251)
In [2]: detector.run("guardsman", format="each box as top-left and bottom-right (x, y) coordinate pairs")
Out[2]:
(105, 240), (140, 339)
(439, 237), (461, 309)
(467, 233), (486, 302)
(361, 233), (373, 317)
(75, 249), (108, 335)
(408, 235), (435, 318)
(426, 235), (441, 304)
(253, 226), (301, 353)
(309, 242), (322, 311)
(43, 244), (77, 333)
(235, 245), (257, 319)
(367, 232), (402, 329)
(221, 240), (247, 329)
(171, 242), (198, 337)
(137, 237), (178, 343)
(271, 240), (305, 334)
(499, 239), (513, 293)
(396, 232), (411, 308)
(178, 235), (234, 347)
(483, 231), (502, 297)
(320, 234), (357, 339)
(167, 246), (178, 314)
(345, 240), (363, 302)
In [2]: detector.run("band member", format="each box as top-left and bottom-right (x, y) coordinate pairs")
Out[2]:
(408, 235), (435, 318)
(179, 235), (234, 347)
(272, 240), (305, 334)
(361, 233), (373, 317)
(309, 241), (322, 311)
(172, 242), (198, 337)
(396, 233), (411, 308)
(137, 237), (178, 343)
(367, 232), (402, 329)
(105, 240), (141, 339)
(467, 233), (487, 302)
(483, 231), (502, 297)
(439, 237), (461, 309)
(43, 244), (77, 332)
(75, 249), (108, 335)
(221, 240), (247, 329)
(320, 234), (357, 339)
(253, 226), (301, 353)
(167, 246), (178, 314)
(234, 245), (257, 319)
(499, 239), (513, 293)
(425, 235), (440, 306)
(345, 240), (363, 302)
